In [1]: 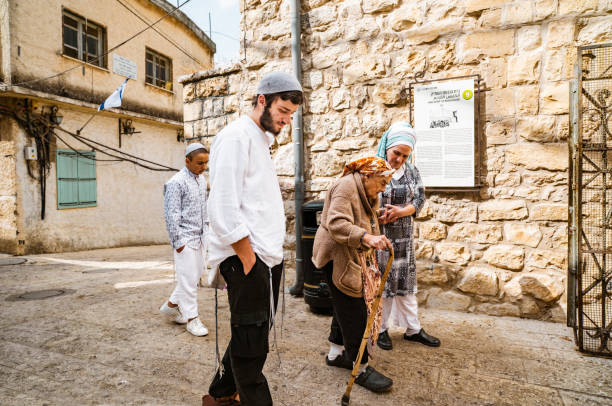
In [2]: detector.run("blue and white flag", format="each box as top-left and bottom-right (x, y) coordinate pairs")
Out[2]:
(98, 78), (129, 111)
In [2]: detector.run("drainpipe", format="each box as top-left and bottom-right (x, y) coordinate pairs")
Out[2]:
(289, 0), (304, 297)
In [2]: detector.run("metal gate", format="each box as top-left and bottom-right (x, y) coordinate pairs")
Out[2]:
(568, 43), (612, 357)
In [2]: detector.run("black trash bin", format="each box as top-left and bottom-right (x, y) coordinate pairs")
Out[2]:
(301, 199), (332, 314)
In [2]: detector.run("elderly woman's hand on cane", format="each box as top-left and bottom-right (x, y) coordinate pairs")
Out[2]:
(362, 234), (392, 251)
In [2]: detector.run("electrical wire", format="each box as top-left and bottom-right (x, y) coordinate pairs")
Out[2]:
(114, 0), (204, 66)
(13, 0), (194, 87)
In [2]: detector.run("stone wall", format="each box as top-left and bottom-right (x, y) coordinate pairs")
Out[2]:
(180, 0), (612, 321)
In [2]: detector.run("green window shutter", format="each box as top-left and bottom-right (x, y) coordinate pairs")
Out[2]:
(77, 152), (97, 205)
(57, 149), (97, 209)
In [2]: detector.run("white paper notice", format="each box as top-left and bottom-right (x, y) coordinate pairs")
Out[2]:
(414, 79), (475, 187)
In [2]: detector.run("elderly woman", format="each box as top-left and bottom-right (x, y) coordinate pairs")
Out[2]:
(312, 156), (395, 393)
(375, 122), (441, 351)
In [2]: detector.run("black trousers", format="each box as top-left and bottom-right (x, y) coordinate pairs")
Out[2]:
(209, 255), (282, 406)
(324, 265), (369, 364)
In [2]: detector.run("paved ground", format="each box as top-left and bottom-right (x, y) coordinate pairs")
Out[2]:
(0, 245), (610, 406)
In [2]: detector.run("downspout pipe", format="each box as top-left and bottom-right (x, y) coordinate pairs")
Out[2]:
(289, 0), (304, 297)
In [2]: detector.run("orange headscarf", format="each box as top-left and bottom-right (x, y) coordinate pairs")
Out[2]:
(342, 156), (394, 177)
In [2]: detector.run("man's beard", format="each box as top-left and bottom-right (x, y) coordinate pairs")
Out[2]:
(260, 105), (281, 135)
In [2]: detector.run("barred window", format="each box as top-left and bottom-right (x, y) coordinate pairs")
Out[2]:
(62, 9), (106, 67)
(145, 48), (173, 90)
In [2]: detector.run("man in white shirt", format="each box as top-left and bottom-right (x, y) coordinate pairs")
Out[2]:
(203, 72), (303, 406)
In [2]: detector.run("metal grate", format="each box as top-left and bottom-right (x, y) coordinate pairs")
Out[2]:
(570, 43), (612, 357)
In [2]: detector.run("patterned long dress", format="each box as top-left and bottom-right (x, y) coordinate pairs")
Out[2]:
(377, 163), (425, 298)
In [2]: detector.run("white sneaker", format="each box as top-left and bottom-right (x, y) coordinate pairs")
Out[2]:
(186, 317), (208, 337)
(174, 313), (188, 324)
(160, 302), (181, 319)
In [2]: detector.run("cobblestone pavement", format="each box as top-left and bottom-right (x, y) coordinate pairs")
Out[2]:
(0, 245), (610, 406)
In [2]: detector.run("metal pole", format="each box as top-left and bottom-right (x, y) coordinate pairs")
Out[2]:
(289, 0), (304, 297)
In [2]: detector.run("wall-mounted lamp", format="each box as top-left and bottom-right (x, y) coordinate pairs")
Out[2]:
(48, 105), (63, 125)
(118, 118), (141, 147)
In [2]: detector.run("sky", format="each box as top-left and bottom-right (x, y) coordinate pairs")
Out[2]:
(179, 0), (241, 67)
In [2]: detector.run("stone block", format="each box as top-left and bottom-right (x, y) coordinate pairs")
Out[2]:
(479, 200), (528, 221)
(517, 26), (542, 53)
(448, 223), (503, 244)
(389, 6), (418, 31)
(183, 100), (202, 122)
(183, 82), (195, 103)
(312, 151), (345, 177)
(481, 58), (507, 89)
(475, 303), (521, 317)
(540, 82), (570, 115)
(486, 88), (515, 117)
(426, 289), (472, 311)
(466, 0), (505, 13)
(543, 48), (575, 82)
(415, 240), (434, 260)
(212, 98), (224, 116)
(506, 143), (568, 171)
(419, 221), (447, 241)
(304, 70), (323, 90)
(332, 137), (373, 151)
(503, 1), (533, 25)
(307, 4), (337, 28)
(558, 0), (598, 15)
(331, 88), (351, 111)
(342, 58), (387, 85)
(361, 110), (390, 136)
(547, 20), (575, 48)
(518, 272), (564, 302)
(435, 203), (478, 223)
(504, 223), (542, 247)
(196, 76), (228, 98)
(324, 69), (341, 89)
(460, 30), (515, 62)
(530, 203), (567, 221)
(308, 89), (329, 114)
(503, 277), (523, 300)
(207, 116), (227, 136)
(483, 244), (524, 270)
(534, 0), (556, 20)
(352, 86), (368, 109)
(517, 116), (556, 142)
(224, 95), (239, 113)
(435, 242), (471, 265)
(495, 172), (521, 187)
(458, 265), (499, 296)
(478, 8), (502, 29)
(508, 53), (541, 86)
(403, 19), (460, 45)
(515, 86), (539, 115)
(392, 50), (427, 79)
(486, 118), (515, 145)
(362, 0), (399, 14)
(416, 262), (452, 285)
(274, 144), (294, 176)
(526, 249), (567, 271)
(577, 16), (612, 45)
(372, 82), (400, 105)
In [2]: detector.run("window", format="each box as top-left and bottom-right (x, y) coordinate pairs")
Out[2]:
(146, 48), (173, 90)
(62, 9), (106, 67)
(56, 150), (97, 209)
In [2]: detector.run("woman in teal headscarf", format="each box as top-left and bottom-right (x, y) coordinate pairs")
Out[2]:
(374, 122), (441, 350)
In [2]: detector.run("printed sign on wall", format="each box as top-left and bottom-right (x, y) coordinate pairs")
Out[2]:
(112, 54), (137, 80)
(413, 79), (475, 187)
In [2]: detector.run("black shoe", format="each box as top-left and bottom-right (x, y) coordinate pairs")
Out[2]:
(403, 328), (441, 347)
(325, 351), (353, 370)
(376, 330), (393, 351)
(355, 366), (393, 393)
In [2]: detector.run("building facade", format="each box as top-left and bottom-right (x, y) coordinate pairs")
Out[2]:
(0, 0), (214, 254)
(180, 0), (612, 320)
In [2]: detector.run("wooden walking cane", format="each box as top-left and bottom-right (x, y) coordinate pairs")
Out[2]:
(341, 246), (394, 406)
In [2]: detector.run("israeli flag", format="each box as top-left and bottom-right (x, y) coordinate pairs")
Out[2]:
(98, 78), (129, 111)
